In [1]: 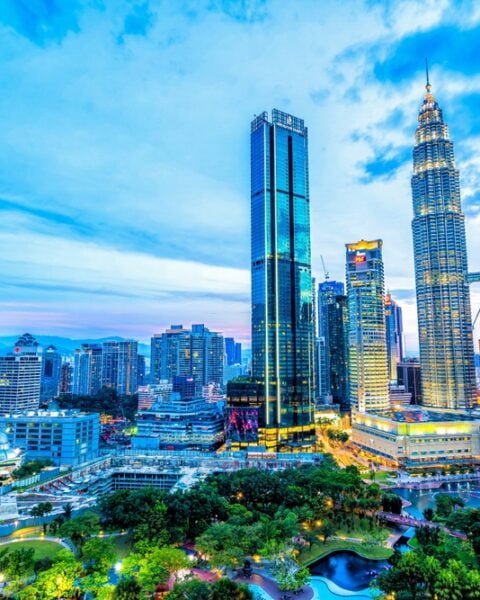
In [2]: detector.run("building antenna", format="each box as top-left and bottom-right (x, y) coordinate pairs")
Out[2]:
(425, 57), (431, 93)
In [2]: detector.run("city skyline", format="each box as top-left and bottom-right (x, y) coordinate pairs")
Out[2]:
(1, 1), (480, 353)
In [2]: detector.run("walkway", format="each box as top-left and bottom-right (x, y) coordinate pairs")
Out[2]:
(378, 512), (467, 540)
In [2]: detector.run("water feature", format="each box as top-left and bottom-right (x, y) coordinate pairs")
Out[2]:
(392, 480), (480, 520)
(248, 584), (273, 599)
(310, 576), (374, 599)
(309, 550), (388, 592)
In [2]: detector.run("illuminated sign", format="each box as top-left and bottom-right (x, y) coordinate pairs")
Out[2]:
(354, 254), (366, 264)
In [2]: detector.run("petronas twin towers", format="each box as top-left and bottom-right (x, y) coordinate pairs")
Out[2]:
(412, 72), (476, 410)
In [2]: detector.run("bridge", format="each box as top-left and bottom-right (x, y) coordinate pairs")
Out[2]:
(378, 511), (467, 540)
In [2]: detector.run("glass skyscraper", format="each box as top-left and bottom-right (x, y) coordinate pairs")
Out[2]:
(385, 293), (404, 384)
(317, 281), (349, 409)
(250, 109), (316, 450)
(412, 76), (476, 409)
(346, 240), (389, 414)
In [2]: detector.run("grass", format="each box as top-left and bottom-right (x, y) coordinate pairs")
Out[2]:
(300, 539), (393, 566)
(334, 523), (390, 544)
(0, 540), (65, 561)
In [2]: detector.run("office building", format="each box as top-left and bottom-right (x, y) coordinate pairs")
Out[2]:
(137, 382), (172, 411)
(412, 72), (476, 409)
(317, 281), (349, 410)
(59, 362), (73, 395)
(73, 344), (102, 396)
(229, 110), (316, 451)
(397, 359), (422, 405)
(40, 345), (62, 402)
(151, 325), (224, 392)
(225, 338), (242, 367)
(0, 409), (100, 466)
(385, 294), (404, 384)
(137, 355), (146, 386)
(0, 334), (42, 415)
(102, 340), (138, 396)
(346, 240), (389, 413)
(150, 334), (162, 384)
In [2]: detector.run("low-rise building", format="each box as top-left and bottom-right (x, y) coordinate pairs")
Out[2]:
(351, 408), (480, 471)
(0, 410), (100, 467)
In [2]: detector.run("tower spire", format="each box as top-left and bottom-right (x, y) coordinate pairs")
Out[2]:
(425, 57), (431, 93)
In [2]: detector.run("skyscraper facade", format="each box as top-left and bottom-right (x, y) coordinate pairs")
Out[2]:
(346, 240), (389, 413)
(317, 280), (346, 401)
(154, 325), (224, 393)
(412, 76), (476, 409)
(250, 109), (316, 450)
(73, 344), (102, 396)
(385, 293), (404, 384)
(102, 340), (138, 396)
(0, 334), (42, 415)
(326, 294), (350, 411)
(40, 345), (62, 402)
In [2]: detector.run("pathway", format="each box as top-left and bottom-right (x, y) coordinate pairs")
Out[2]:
(378, 512), (467, 540)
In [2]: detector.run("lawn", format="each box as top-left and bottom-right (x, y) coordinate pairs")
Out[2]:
(300, 539), (393, 566)
(0, 539), (65, 561)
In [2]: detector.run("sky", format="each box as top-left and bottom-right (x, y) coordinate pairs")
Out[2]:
(1, 0), (480, 352)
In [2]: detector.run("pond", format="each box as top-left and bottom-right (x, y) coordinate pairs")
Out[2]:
(310, 576), (374, 599)
(392, 481), (480, 520)
(309, 550), (388, 592)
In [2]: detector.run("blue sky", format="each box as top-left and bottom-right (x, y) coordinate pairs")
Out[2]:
(1, 0), (480, 351)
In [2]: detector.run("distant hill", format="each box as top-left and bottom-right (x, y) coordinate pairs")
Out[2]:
(0, 335), (150, 357)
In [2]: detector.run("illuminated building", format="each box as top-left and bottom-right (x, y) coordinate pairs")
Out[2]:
(385, 294), (404, 384)
(412, 70), (476, 409)
(244, 109), (316, 451)
(351, 408), (480, 471)
(346, 240), (389, 413)
(0, 334), (42, 415)
(397, 359), (422, 405)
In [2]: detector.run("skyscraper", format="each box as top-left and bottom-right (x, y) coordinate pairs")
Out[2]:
(102, 340), (138, 396)
(317, 280), (346, 401)
(0, 334), (42, 415)
(326, 294), (350, 411)
(385, 293), (404, 384)
(412, 72), (476, 409)
(250, 109), (316, 450)
(346, 240), (389, 413)
(73, 344), (102, 396)
(40, 345), (62, 402)
(153, 325), (224, 392)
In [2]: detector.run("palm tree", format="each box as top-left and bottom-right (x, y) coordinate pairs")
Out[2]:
(63, 502), (73, 520)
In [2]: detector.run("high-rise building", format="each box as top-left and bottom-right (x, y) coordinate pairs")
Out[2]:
(317, 280), (347, 403)
(73, 344), (102, 396)
(346, 240), (389, 413)
(247, 109), (316, 450)
(137, 355), (146, 386)
(225, 338), (236, 366)
(40, 345), (62, 402)
(152, 325), (224, 392)
(0, 334), (42, 415)
(102, 340), (138, 396)
(327, 294), (350, 411)
(385, 293), (404, 384)
(397, 359), (422, 405)
(150, 334), (162, 384)
(59, 362), (73, 395)
(412, 73), (476, 409)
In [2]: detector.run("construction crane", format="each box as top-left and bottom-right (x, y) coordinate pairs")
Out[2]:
(320, 255), (330, 281)
(474, 307), (480, 329)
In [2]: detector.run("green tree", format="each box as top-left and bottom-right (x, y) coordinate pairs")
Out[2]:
(0, 547), (35, 580)
(113, 577), (143, 599)
(82, 538), (116, 574)
(20, 551), (81, 599)
(166, 579), (211, 599)
(210, 578), (253, 599)
(30, 501), (53, 518)
(318, 520), (335, 544)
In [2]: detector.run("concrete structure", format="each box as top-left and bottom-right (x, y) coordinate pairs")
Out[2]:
(0, 334), (42, 415)
(0, 410), (100, 466)
(352, 407), (480, 470)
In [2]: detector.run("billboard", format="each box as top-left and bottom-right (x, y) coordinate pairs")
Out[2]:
(227, 407), (259, 442)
